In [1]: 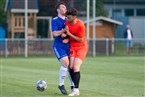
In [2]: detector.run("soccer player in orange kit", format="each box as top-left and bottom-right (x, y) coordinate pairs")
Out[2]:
(65, 8), (88, 96)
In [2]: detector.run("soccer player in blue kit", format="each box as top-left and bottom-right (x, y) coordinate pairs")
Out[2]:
(51, 2), (74, 95)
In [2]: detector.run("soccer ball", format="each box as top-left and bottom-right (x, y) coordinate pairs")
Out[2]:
(36, 80), (47, 92)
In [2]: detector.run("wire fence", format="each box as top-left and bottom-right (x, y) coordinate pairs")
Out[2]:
(2, 0), (145, 57)
(0, 38), (145, 57)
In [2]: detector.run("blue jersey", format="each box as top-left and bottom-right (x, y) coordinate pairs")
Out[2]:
(51, 16), (69, 48)
(51, 16), (70, 60)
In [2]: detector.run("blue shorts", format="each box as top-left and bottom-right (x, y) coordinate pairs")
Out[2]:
(126, 39), (133, 48)
(53, 46), (70, 60)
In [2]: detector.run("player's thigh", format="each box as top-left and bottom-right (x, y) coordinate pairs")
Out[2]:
(70, 57), (75, 69)
(73, 58), (82, 72)
(60, 56), (69, 67)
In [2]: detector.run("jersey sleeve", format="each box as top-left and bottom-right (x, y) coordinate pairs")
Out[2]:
(51, 20), (58, 32)
(77, 23), (85, 38)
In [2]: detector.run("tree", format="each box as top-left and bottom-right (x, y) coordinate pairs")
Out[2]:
(96, 0), (108, 16)
(0, 0), (6, 25)
(75, 0), (108, 17)
(90, 0), (108, 17)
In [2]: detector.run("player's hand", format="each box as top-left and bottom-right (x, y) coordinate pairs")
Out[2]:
(61, 33), (67, 38)
(65, 26), (71, 36)
(62, 39), (69, 44)
(65, 26), (69, 32)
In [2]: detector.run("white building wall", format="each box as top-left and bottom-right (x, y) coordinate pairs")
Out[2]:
(129, 17), (145, 43)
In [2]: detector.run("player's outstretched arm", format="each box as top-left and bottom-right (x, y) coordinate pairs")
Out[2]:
(53, 29), (66, 37)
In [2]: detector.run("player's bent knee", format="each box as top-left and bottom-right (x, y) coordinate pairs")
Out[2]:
(60, 57), (69, 65)
(73, 66), (80, 72)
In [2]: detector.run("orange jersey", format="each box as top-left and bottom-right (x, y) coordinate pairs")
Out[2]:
(66, 19), (87, 47)
(66, 19), (88, 61)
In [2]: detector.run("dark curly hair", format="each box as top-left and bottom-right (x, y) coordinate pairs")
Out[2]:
(66, 8), (78, 16)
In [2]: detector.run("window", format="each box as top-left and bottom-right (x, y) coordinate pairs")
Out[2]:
(125, 9), (134, 16)
(137, 9), (145, 16)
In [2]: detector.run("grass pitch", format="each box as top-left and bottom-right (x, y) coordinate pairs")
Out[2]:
(0, 56), (144, 97)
